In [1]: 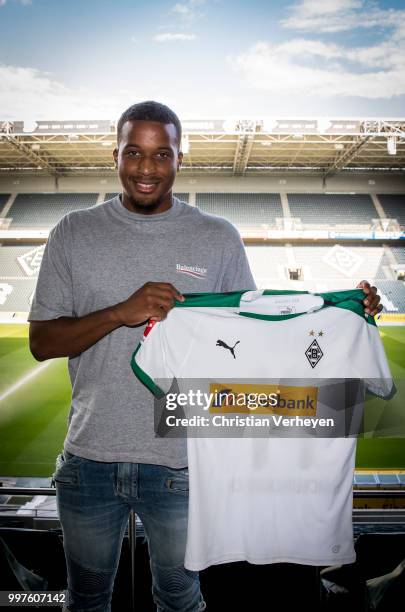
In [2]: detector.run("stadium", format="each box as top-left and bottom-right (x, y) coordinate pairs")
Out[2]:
(0, 115), (404, 609)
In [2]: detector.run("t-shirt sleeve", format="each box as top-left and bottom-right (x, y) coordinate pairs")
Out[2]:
(131, 320), (175, 398)
(220, 225), (257, 292)
(28, 216), (74, 321)
(355, 321), (395, 399)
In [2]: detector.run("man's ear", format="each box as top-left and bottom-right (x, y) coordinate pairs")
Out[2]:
(177, 150), (183, 171)
(113, 148), (118, 168)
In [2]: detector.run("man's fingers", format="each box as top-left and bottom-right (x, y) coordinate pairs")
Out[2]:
(146, 289), (180, 310)
(364, 286), (378, 308)
(357, 280), (370, 291)
(145, 282), (184, 302)
(367, 296), (382, 316)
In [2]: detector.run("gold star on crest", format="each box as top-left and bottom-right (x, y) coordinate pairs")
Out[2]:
(309, 330), (315, 336)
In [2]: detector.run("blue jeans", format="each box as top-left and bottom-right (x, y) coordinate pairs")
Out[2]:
(53, 451), (206, 612)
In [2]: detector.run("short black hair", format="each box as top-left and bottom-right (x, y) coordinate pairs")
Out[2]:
(116, 101), (182, 146)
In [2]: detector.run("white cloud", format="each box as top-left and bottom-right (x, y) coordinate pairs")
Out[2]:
(0, 0), (32, 6)
(153, 32), (196, 42)
(229, 39), (405, 98)
(0, 64), (127, 123)
(172, 3), (190, 15)
(282, 0), (404, 33)
(171, 0), (206, 22)
(230, 1), (405, 100)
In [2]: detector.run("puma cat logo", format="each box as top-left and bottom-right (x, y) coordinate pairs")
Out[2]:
(216, 339), (240, 359)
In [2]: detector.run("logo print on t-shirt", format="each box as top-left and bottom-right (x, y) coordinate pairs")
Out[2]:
(216, 339), (240, 359)
(305, 339), (323, 368)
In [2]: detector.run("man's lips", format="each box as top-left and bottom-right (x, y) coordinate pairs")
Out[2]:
(133, 181), (159, 194)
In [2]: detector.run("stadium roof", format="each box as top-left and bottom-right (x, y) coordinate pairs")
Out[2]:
(1, 117), (404, 177)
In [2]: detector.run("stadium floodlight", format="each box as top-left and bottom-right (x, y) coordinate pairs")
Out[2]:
(387, 136), (397, 155)
(31, 144), (40, 150)
(101, 141), (113, 147)
(334, 143), (344, 150)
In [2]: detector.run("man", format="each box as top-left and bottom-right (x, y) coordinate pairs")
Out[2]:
(29, 101), (382, 612)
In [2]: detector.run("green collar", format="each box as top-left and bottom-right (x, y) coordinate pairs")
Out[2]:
(174, 289), (375, 326)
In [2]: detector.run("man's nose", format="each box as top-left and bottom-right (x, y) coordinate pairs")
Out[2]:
(138, 155), (155, 174)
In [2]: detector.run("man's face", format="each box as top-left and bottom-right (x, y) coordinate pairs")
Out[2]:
(113, 120), (183, 214)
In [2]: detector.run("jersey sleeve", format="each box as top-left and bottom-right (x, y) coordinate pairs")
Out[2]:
(354, 321), (395, 399)
(131, 320), (175, 398)
(28, 216), (74, 321)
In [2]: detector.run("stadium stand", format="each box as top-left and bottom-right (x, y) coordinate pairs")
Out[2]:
(390, 247), (405, 266)
(374, 249), (396, 281)
(105, 192), (189, 203)
(196, 193), (283, 226)
(287, 193), (377, 226)
(245, 245), (290, 285)
(0, 279), (37, 311)
(0, 245), (45, 277)
(5, 193), (98, 228)
(375, 280), (405, 313)
(291, 245), (388, 281)
(378, 195), (405, 228)
(0, 194), (10, 211)
(0, 192), (404, 313)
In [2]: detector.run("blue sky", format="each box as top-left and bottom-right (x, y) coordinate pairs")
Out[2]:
(1, 0), (405, 123)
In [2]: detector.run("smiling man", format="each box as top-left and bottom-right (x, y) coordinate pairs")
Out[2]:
(28, 100), (382, 612)
(28, 101), (256, 612)
(114, 108), (182, 215)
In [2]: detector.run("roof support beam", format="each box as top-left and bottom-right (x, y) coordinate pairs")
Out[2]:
(323, 136), (372, 178)
(2, 135), (62, 176)
(233, 133), (254, 175)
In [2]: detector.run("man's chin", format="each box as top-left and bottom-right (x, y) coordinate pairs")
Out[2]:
(125, 193), (165, 212)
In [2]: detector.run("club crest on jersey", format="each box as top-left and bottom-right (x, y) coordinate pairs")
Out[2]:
(305, 339), (323, 368)
(216, 339), (240, 359)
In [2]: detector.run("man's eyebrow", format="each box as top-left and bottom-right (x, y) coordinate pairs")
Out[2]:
(123, 144), (173, 151)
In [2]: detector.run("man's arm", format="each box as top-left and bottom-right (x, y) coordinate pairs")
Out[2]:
(29, 282), (184, 361)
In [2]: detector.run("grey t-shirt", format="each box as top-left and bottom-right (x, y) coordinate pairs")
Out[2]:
(29, 195), (256, 466)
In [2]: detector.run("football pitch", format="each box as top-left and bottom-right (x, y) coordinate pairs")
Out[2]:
(0, 323), (404, 477)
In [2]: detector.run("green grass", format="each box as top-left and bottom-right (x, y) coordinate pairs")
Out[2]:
(0, 323), (404, 477)
(356, 326), (405, 469)
(0, 324), (71, 476)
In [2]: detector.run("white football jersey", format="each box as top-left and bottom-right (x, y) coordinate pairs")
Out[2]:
(132, 289), (394, 570)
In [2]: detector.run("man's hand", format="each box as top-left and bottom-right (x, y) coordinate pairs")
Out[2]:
(357, 280), (382, 317)
(113, 282), (184, 326)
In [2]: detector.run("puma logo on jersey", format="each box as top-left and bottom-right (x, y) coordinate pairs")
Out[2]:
(216, 339), (240, 359)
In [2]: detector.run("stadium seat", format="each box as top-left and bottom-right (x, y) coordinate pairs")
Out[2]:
(377, 195), (405, 228)
(6, 193), (98, 228)
(196, 193), (283, 226)
(287, 193), (377, 226)
(376, 280), (405, 312)
(0, 194), (11, 212)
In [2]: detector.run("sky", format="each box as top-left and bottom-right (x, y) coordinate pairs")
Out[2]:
(0, 0), (405, 125)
